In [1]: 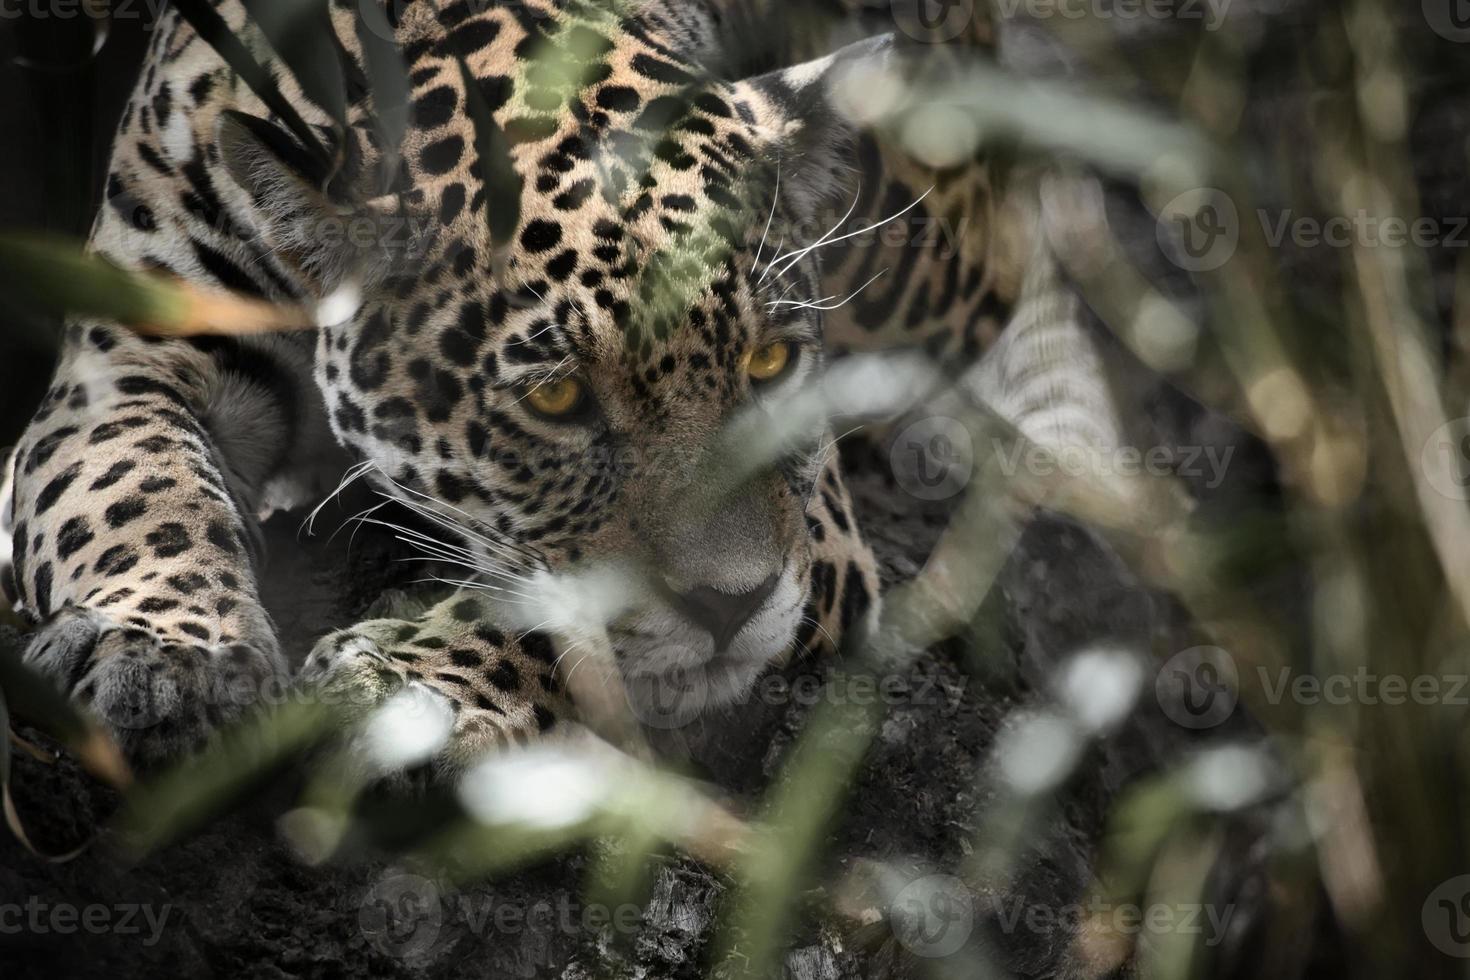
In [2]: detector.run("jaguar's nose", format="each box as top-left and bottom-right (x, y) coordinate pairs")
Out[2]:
(670, 573), (780, 653)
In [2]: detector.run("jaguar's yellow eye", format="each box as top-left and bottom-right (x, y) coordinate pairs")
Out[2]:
(525, 377), (585, 418)
(745, 341), (792, 383)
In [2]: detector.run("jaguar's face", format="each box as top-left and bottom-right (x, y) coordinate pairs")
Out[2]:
(219, 14), (878, 706)
(328, 98), (837, 705)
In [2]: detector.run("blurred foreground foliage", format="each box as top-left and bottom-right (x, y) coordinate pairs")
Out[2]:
(6, 0), (1470, 977)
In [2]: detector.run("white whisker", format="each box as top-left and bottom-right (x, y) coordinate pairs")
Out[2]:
(556, 642), (605, 689)
(366, 521), (535, 594)
(346, 504), (540, 599)
(800, 614), (839, 651)
(760, 184), (862, 285)
(767, 269), (888, 313)
(377, 477), (547, 570)
(762, 185), (933, 286)
(333, 499), (396, 552)
(752, 163), (782, 275)
(508, 315), (565, 346)
(423, 577), (540, 606)
(763, 278), (811, 309)
(301, 459), (377, 538)
(804, 424), (865, 512)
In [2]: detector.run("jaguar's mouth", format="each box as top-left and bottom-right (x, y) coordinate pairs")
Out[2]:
(605, 563), (805, 724)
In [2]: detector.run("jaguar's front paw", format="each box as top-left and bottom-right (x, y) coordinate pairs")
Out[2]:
(23, 602), (286, 764)
(301, 598), (572, 779)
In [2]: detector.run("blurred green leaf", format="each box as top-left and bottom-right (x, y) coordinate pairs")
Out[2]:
(1, 685), (91, 861)
(355, 0), (411, 195)
(454, 53), (523, 260)
(0, 233), (185, 327)
(0, 233), (312, 337)
(114, 698), (339, 856)
(0, 627), (130, 789)
(169, 0), (333, 169)
(240, 0), (350, 169)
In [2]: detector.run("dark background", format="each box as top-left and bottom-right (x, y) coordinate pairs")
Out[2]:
(0, 12), (150, 448)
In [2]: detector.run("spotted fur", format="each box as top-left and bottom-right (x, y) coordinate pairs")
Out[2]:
(0, 0), (1117, 770)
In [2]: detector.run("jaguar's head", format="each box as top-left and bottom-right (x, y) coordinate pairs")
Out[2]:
(219, 6), (888, 710)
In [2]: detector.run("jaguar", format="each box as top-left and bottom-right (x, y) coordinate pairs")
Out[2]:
(0, 0), (1124, 771)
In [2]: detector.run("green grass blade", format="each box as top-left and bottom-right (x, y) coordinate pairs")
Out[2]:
(240, 0), (349, 159)
(354, 1), (411, 195)
(168, 0), (333, 170)
(454, 54), (523, 257)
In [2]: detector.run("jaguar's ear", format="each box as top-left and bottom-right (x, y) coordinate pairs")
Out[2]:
(216, 110), (418, 289)
(217, 109), (338, 226)
(745, 35), (897, 222)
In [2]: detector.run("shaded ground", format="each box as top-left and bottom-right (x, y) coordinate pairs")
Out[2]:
(0, 429), (1309, 979)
